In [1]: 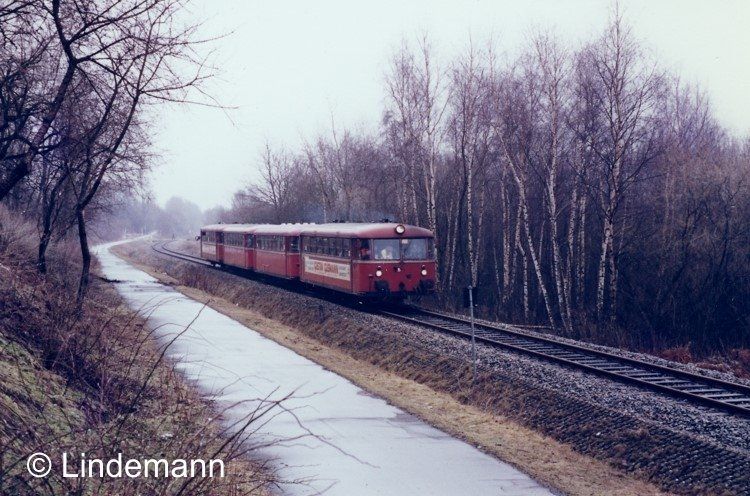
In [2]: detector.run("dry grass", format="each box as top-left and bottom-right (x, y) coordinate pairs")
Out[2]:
(116, 240), (672, 496)
(0, 213), (275, 495)
(660, 345), (750, 379)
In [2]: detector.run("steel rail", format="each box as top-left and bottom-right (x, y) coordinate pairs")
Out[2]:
(148, 240), (750, 417)
(380, 307), (750, 416)
(151, 241), (213, 266)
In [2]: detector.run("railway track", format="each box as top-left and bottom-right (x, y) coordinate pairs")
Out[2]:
(152, 240), (213, 266)
(381, 307), (750, 417)
(150, 240), (750, 417)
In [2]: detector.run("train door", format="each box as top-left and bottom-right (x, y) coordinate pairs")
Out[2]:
(286, 236), (301, 278)
(216, 231), (225, 263)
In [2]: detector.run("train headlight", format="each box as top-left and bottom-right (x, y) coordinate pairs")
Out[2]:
(375, 268), (383, 277)
(395, 224), (406, 234)
(421, 268), (428, 276)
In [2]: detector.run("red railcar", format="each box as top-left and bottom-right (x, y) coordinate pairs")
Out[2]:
(199, 224), (228, 263)
(220, 224), (258, 269)
(197, 222), (436, 299)
(252, 224), (304, 279)
(298, 223), (436, 297)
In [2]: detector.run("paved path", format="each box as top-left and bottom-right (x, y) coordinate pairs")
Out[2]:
(95, 241), (552, 496)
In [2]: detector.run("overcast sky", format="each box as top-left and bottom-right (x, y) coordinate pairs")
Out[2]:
(149, 0), (750, 211)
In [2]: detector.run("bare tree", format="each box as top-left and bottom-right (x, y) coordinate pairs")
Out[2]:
(252, 142), (297, 223)
(581, 6), (662, 323)
(384, 36), (447, 281)
(445, 43), (493, 290)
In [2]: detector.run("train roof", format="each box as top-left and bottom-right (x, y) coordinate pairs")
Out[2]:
(200, 222), (433, 238)
(300, 223), (433, 238)
(221, 223), (263, 233)
(252, 223), (315, 236)
(200, 223), (260, 233)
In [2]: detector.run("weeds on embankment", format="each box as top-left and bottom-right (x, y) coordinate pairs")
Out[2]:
(0, 209), (276, 495)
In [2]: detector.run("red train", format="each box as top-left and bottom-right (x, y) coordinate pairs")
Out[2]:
(198, 222), (436, 299)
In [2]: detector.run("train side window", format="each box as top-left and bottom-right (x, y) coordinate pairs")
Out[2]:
(332, 238), (339, 257)
(342, 239), (351, 258)
(358, 239), (371, 260)
(289, 237), (299, 253)
(337, 238), (345, 258)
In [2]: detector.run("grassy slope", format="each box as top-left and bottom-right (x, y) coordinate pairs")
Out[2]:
(0, 213), (272, 495)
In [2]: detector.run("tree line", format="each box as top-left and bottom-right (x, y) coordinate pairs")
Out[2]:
(217, 11), (750, 353)
(0, 0), (206, 305)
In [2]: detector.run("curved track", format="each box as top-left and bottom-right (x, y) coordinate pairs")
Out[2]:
(152, 240), (213, 266)
(151, 240), (750, 417)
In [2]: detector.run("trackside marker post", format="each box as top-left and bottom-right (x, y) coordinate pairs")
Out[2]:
(465, 286), (477, 385)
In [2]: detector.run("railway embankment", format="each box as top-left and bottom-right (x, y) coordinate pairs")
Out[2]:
(0, 218), (273, 494)
(116, 238), (750, 496)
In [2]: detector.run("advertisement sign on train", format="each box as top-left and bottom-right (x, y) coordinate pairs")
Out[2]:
(304, 256), (351, 281)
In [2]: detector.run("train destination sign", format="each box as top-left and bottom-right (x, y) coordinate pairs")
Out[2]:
(304, 256), (351, 281)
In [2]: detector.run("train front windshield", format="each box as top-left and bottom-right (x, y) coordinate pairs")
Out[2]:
(372, 238), (434, 260)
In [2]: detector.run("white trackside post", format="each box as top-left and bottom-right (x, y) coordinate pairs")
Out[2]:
(469, 286), (476, 385)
